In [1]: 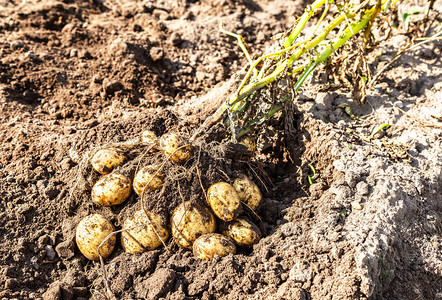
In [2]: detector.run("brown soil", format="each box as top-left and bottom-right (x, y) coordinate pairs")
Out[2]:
(0, 0), (441, 299)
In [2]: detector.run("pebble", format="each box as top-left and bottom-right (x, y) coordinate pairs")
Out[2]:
(393, 100), (403, 108)
(45, 245), (56, 260)
(150, 47), (164, 61)
(170, 32), (182, 46)
(10, 40), (24, 50)
(30, 256), (39, 270)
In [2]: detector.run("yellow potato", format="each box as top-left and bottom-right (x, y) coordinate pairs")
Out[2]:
(206, 182), (242, 222)
(133, 166), (164, 195)
(92, 173), (132, 206)
(193, 233), (236, 259)
(159, 132), (192, 163)
(121, 209), (169, 254)
(233, 176), (262, 210)
(171, 201), (216, 249)
(75, 214), (116, 261)
(141, 130), (159, 152)
(220, 217), (261, 247)
(91, 148), (126, 175)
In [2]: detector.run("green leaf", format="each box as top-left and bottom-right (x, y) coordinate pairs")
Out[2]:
(403, 12), (410, 31)
(308, 176), (315, 185)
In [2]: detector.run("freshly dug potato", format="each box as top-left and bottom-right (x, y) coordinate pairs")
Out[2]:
(91, 148), (126, 175)
(76, 214), (116, 261)
(133, 166), (164, 195)
(171, 201), (216, 249)
(206, 182), (242, 222)
(92, 173), (132, 206)
(220, 217), (261, 247)
(141, 130), (159, 152)
(193, 233), (236, 259)
(233, 176), (262, 210)
(121, 209), (169, 254)
(159, 132), (192, 163)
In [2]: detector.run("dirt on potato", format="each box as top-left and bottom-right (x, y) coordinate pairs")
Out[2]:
(0, 0), (441, 300)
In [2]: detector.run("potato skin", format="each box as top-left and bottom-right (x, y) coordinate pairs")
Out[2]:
(220, 217), (261, 247)
(193, 233), (236, 259)
(76, 214), (116, 261)
(171, 201), (216, 249)
(121, 209), (169, 254)
(206, 182), (242, 222)
(92, 173), (132, 206)
(159, 132), (192, 163)
(141, 130), (159, 152)
(233, 176), (262, 210)
(91, 148), (126, 175)
(133, 166), (164, 195)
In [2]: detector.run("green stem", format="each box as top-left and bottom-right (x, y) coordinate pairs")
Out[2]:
(283, 0), (327, 48)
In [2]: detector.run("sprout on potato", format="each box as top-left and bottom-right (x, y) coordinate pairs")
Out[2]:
(171, 201), (216, 249)
(232, 176), (262, 210)
(121, 209), (169, 254)
(220, 217), (261, 247)
(207, 182), (242, 222)
(92, 173), (132, 206)
(193, 233), (236, 259)
(133, 166), (164, 195)
(159, 132), (192, 163)
(75, 214), (116, 261)
(91, 148), (126, 175)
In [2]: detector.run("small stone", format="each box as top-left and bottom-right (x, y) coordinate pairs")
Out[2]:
(150, 47), (164, 61)
(25, 52), (38, 60)
(10, 40), (24, 50)
(30, 256), (39, 270)
(393, 100), (403, 108)
(170, 32), (182, 46)
(103, 78), (124, 94)
(45, 245), (56, 260)
(69, 49), (78, 58)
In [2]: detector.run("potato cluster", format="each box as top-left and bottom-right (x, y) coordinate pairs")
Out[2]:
(75, 130), (263, 261)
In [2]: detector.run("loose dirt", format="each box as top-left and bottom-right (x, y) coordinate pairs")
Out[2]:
(0, 0), (441, 299)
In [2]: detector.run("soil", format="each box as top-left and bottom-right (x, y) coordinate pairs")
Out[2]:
(0, 0), (441, 299)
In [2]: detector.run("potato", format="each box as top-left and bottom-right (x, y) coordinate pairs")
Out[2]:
(91, 148), (126, 175)
(92, 173), (132, 206)
(171, 201), (216, 249)
(220, 217), (261, 247)
(159, 132), (192, 163)
(121, 209), (169, 254)
(193, 233), (236, 259)
(76, 214), (116, 261)
(233, 176), (262, 210)
(133, 166), (164, 195)
(206, 182), (242, 222)
(141, 130), (159, 152)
